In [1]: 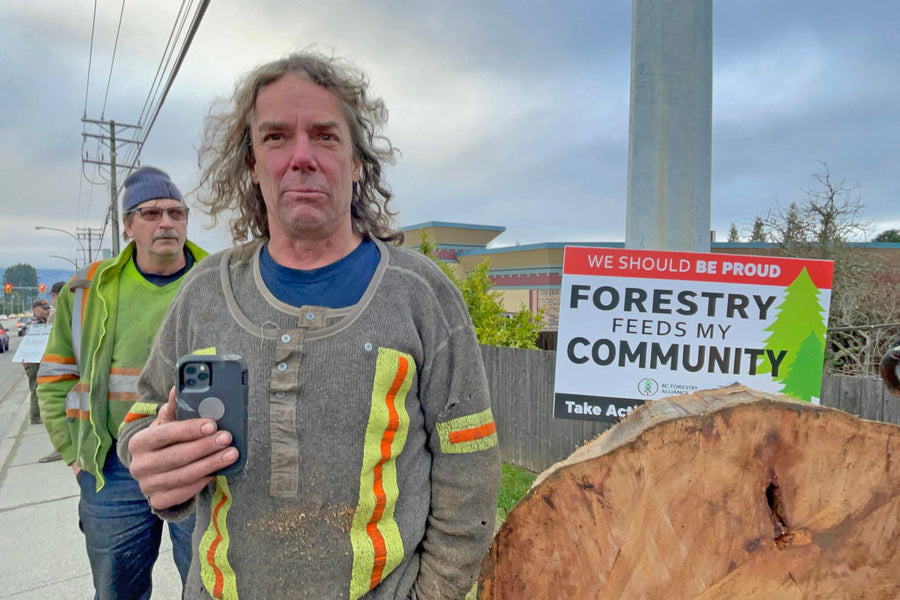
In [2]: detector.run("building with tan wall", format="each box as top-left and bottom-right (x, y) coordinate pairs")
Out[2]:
(402, 221), (900, 336)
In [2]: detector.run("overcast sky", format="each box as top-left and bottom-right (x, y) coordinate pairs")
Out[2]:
(2, 0), (898, 271)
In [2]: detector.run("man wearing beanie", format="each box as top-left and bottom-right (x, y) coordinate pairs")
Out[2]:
(37, 165), (208, 599)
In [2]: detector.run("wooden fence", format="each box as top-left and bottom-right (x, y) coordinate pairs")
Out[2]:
(480, 345), (900, 473)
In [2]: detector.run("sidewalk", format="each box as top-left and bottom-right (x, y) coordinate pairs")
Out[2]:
(0, 382), (181, 599)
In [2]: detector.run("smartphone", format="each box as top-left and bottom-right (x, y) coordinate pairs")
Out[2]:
(175, 354), (249, 476)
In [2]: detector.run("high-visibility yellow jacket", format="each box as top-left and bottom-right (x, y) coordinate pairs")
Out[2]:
(36, 240), (207, 490)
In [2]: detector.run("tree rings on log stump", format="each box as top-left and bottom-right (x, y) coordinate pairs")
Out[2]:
(479, 384), (900, 599)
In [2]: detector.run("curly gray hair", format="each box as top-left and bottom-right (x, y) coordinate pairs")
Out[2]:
(197, 50), (403, 244)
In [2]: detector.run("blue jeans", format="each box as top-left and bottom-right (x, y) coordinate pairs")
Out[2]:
(77, 449), (195, 600)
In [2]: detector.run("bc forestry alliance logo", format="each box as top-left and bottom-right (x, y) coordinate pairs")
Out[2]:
(637, 378), (658, 396)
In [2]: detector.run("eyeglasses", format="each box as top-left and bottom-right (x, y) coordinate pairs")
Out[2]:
(127, 206), (189, 221)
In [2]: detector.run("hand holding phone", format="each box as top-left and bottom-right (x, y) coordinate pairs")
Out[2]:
(176, 354), (249, 475)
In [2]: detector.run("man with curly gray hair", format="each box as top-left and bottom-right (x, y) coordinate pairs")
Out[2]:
(121, 51), (501, 600)
(196, 51), (403, 246)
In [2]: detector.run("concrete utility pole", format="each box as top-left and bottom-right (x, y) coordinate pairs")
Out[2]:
(625, 0), (713, 252)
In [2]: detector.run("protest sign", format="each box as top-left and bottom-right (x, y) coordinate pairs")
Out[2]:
(554, 247), (833, 422)
(12, 323), (52, 364)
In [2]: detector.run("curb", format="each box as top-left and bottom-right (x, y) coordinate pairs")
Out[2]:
(0, 389), (31, 483)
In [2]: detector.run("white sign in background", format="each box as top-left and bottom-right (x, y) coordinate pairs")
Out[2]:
(554, 274), (831, 422)
(12, 323), (52, 363)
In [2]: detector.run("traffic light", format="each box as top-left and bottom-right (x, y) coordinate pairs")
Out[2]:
(4, 283), (10, 294)
(39, 283), (46, 293)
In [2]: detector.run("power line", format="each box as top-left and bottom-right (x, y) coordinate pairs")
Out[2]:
(127, 0), (211, 169)
(100, 0), (127, 121)
(83, 0), (98, 119)
(136, 0), (191, 127)
(80, 0), (211, 254)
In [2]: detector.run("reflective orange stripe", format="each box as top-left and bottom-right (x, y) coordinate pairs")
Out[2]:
(436, 409), (498, 454)
(367, 356), (407, 588)
(37, 374), (79, 385)
(448, 421), (497, 445)
(42, 354), (77, 365)
(122, 412), (147, 423)
(109, 367), (142, 376)
(206, 494), (228, 598)
(199, 476), (238, 598)
(350, 348), (413, 599)
(65, 409), (90, 420)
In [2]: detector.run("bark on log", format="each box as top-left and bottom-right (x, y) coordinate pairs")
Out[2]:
(479, 384), (900, 599)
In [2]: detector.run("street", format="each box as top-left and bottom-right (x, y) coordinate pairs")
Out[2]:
(0, 320), (181, 599)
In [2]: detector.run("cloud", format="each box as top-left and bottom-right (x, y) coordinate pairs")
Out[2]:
(2, 0), (899, 271)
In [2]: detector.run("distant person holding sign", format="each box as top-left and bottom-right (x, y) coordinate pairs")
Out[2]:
(37, 166), (208, 599)
(23, 299), (50, 425)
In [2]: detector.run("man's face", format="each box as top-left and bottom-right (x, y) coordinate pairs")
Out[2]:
(123, 198), (188, 265)
(249, 73), (361, 244)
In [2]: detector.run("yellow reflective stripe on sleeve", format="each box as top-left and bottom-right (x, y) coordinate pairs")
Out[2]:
(193, 347), (217, 355)
(349, 348), (414, 600)
(122, 402), (160, 424)
(199, 476), (239, 600)
(435, 408), (498, 454)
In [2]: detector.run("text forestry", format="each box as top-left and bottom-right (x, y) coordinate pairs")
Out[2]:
(570, 285), (776, 320)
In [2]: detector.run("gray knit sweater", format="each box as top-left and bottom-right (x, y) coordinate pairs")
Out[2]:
(119, 239), (501, 600)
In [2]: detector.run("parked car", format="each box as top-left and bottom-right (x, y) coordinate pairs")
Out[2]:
(17, 316), (32, 336)
(0, 326), (9, 352)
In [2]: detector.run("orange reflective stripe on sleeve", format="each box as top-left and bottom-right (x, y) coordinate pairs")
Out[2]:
(448, 421), (497, 445)
(122, 402), (160, 424)
(38, 355), (80, 384)
(436, 409), (498, 454)
(42, 354), (77, 365)
(37, 374), (79, 385)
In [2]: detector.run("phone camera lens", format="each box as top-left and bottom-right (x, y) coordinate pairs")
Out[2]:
(198, 372), (209, 381)
(186, 378), (196, 386)
(185, 365), (197, 375)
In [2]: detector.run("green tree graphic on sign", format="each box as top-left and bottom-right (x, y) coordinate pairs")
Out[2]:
(758, 267), (827, 401)
(779, 333), (826, 401)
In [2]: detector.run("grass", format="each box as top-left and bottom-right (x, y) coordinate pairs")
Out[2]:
(496, 462), (538, 523)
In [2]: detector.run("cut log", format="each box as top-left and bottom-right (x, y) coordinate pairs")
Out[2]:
(479, 384), (900, 600)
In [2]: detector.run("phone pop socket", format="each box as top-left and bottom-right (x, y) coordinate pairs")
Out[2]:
(198, 397), (226, 420)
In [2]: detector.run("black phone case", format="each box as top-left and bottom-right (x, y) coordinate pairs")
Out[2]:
(175, 354), (249, 476)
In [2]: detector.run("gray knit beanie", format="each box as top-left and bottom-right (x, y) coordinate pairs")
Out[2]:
(122, 166), (183, 213)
